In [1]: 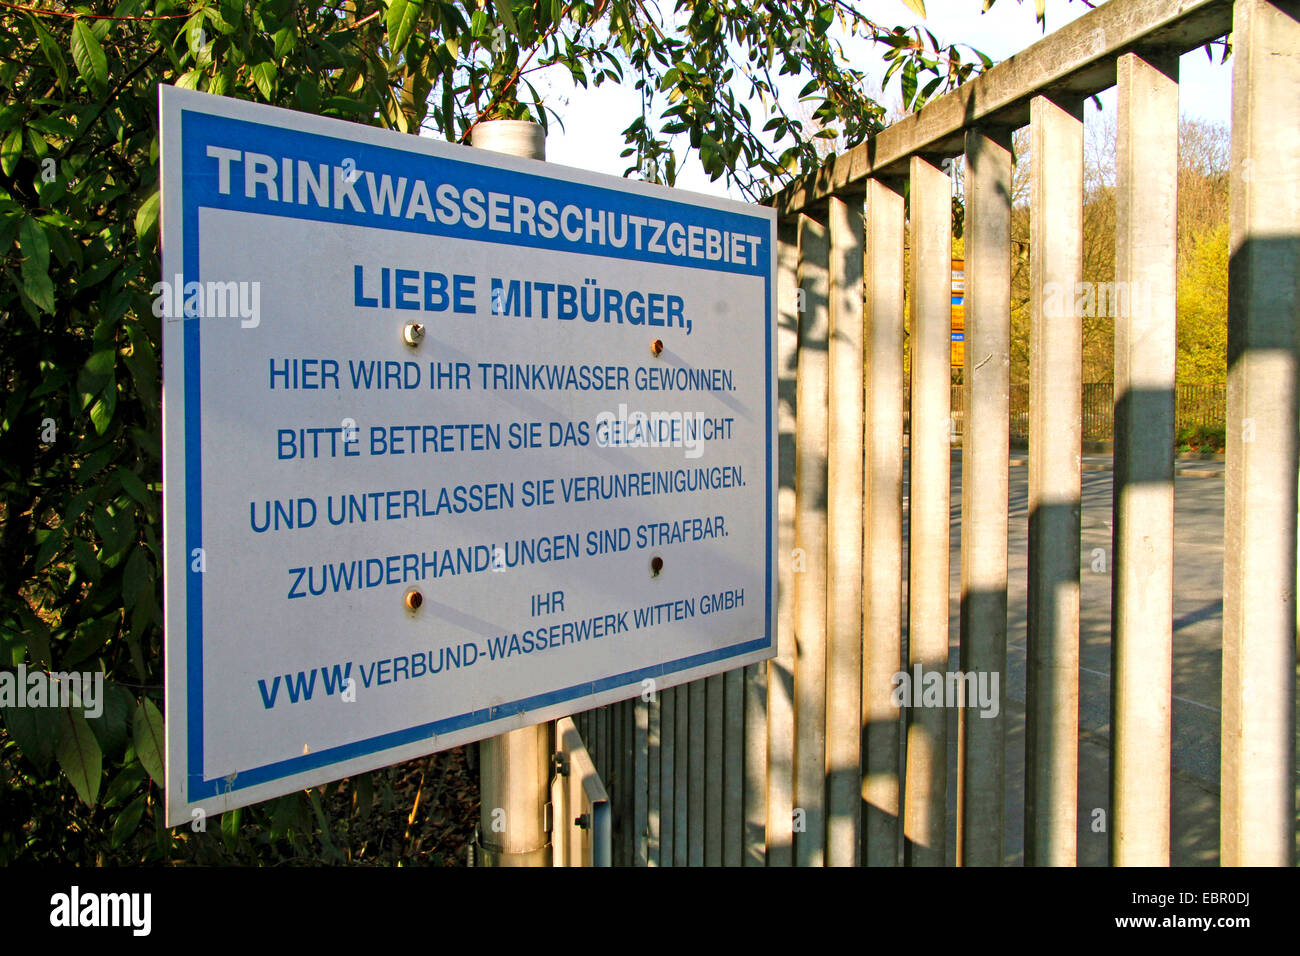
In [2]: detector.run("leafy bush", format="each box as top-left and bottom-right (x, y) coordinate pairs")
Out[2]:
(1176, 423), (1226, 455)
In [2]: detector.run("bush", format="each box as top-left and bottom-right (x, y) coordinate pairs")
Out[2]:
(1176, 423), (1226, 455)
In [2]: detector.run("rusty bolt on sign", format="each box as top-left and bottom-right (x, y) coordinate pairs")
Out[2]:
(650, 556), (664, 577)
(650, 338), (664, 357)
(405, 589), (423, 610)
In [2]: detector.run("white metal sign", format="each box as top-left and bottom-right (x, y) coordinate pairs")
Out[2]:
(160, 86), (776, 825)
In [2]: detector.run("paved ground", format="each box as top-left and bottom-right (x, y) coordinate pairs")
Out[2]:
(903, 453), (1231, 865)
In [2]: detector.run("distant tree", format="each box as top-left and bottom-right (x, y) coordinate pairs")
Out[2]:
(1006, 116), (1230, 387)
(1176, 220), (1229, 385)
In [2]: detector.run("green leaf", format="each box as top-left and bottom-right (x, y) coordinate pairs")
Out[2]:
(218, 0), (243, 28)
(17, 219), (55, 313)
(269, 792), (305, 841)
(2, 690), (63, 773)
(204, 4), (236, 35)
(133, 696), (165, 788)
(117, 468), (152, 509)
(221, 806), (242, 850)
(134, 190), (160, 246)
(87, 681), (135, 758)
(111, 793), (148, 848)
(19, 216), (50, 277)
(901, 59), (918, 110)
(70, 20), (108, 94)
(495, 0), (518, 36)
(273, 27), (297, 59)
(322, 96), (373, 117)
(94, 508), (134, 560)
(386, 0), (420, 54)
(31, 15), (70, 91)
(296, 76), (320, 113)
(85, 346), (116, 378)
(89, 389), (116, 435)
(26, 114), (76, 139)
(39, 176), (67, 207)
(307, 788), (342, 860)
(0, 126), (21, 177)
(185, 12), (206, 57)
(103, 762), (146, 807)
(22, 610), (52, 671)
(249, 61), (276, 100)
(122, 547), (150, 611)
(62, 615), (116, 668)
(72, 536), (103, 581)
(56, 706), (103, 807)
(22, 272), (55, 315)
(43, 219), (80, 269)
(354, 772), (373, 818)
(34, 525), (65, 571)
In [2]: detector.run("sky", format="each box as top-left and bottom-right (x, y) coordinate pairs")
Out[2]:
(524, 0), (1233, 200)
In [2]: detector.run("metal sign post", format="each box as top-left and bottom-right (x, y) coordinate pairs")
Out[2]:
(472, 120), (552, 868)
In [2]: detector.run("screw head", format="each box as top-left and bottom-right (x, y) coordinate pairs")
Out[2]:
(650, 338), (664, 357)
(405, 589), (423, 610)
(403, 322), (426, 346)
